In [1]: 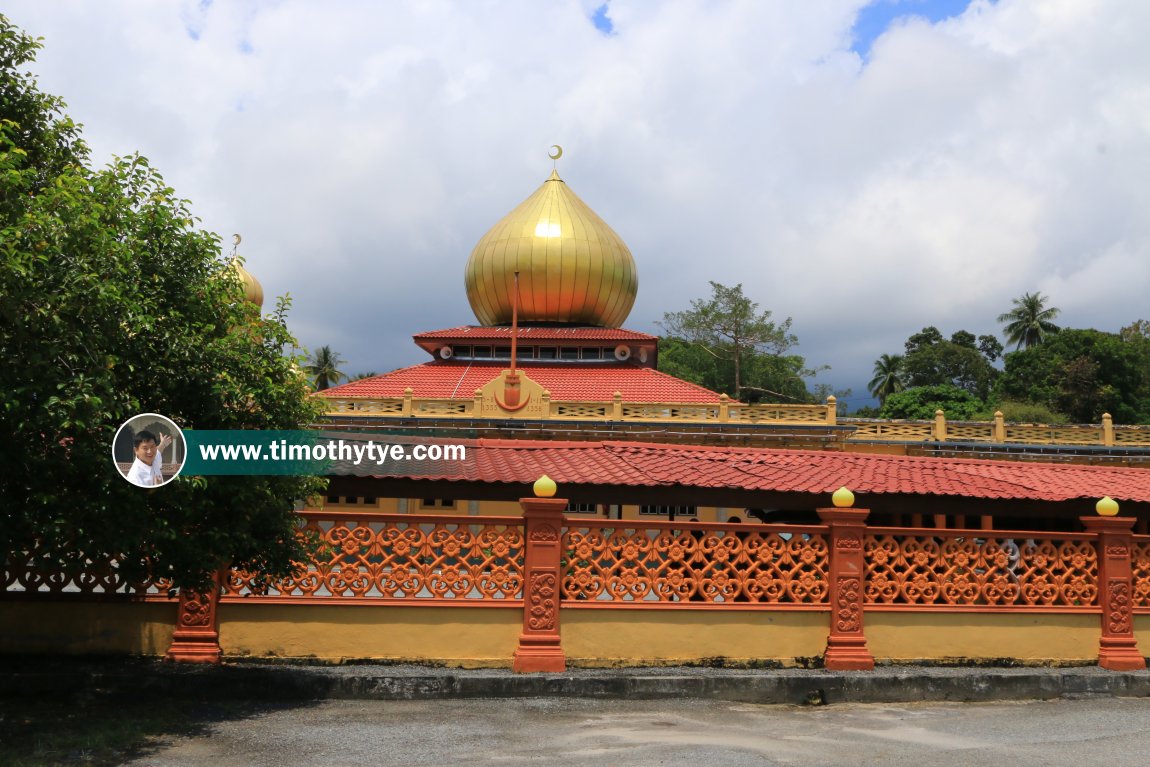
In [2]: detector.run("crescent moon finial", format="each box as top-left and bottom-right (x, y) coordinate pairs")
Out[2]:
(548, 144), (563, 161)
(233, 233), (242, 246)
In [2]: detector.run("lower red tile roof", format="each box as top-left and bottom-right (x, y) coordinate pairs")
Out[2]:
(320, 361), (722, 402)
(329, 438), (1150, 504)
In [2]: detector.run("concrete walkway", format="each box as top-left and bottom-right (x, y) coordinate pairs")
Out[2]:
(7, 660), (1150, 705)
(121, 697), (1150, 767)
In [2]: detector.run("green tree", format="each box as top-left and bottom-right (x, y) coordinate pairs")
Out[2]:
(879, 384), (983, 421)
(659, 282), (802, 400)
(868, 354), (906, 405)
(900, 327), (999, 400)
(1119, 319), (1150, 343)
(306, 345), (347, 391)
(0, 17), (324, 587)
(997, 291), (1061, 350)
(996, 329), (1150, 423)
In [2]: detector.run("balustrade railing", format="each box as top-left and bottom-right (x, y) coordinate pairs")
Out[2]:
(1134, 536), (1150, 610)
(561, 521), (830, 606)
(323, 392), (1150, 448)
(9, 520), (1136, 613)
(2, 549), (175, 600)
(864, 529), (1099, 609)
(9, 512), (1149, 670)
(222, 513), (525, 604)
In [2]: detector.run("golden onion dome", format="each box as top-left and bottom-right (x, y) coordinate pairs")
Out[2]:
(229, 257), (264, 308)
(465, 168), (638, 327)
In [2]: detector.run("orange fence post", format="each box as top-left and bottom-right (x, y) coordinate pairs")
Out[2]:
(165, 569), (223, 663)
(1081, 511), (1146, 671)
(818, 502), (875, 671)
(513, 491), (568, 672)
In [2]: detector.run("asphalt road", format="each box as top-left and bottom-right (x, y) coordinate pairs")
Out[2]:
(125, 696), (1150, 767)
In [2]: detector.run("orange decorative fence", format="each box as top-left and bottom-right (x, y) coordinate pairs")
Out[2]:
(222, 513), (525, 604)
(864, 530), (1099, 609)
(5, 511), (1149, 672)
(1134, 537), (1150, 610)
(2, 550), (175, 601)
(562, 521), (829, 606)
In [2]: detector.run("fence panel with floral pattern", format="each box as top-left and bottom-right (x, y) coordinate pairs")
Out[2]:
(562, 521), (830, 606)
(864, 529), (1099, 608)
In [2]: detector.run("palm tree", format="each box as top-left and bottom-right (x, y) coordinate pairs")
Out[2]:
(306, 345), (347, 390)
(997, 292), (1061, 350)
(868, 354), (906, 405)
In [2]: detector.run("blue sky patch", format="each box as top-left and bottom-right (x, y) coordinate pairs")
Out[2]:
(590, 3), (615, 36)
(852, 0), (979, 59)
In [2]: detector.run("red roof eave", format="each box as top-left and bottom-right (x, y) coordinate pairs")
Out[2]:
(331, 438), (1150, 504)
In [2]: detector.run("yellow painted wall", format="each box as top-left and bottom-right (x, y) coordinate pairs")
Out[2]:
(1134, 614), (1150, 656)
(309, 496), (398, 512)
(314, 498), (744, 521)
(866, 611), (1099, 662)
(844, 442), (909, 456)
(561, 609), (828, 667)
(218, 604), (522, 667)
(618, 505), (731, 522)
(0, 602), (176, 656)
(479, 500), (523, 516)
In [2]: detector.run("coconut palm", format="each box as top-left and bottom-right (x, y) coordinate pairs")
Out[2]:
(306, 345), (347, 390)
(997, 292), (1061, 350)
(868, 353), (906, 405)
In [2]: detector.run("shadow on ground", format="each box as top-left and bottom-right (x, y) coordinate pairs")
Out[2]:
(0, 658), (315, 767)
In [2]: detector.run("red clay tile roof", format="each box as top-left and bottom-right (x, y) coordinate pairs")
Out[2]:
(413, 326), (657, 342)
(332, 438), (1150, 504)
(320, 361), (722, 402)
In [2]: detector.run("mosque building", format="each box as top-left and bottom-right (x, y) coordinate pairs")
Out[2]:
(307, 154), (1150, 530)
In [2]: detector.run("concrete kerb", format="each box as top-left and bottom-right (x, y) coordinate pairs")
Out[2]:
(6, 661), (1150, 705)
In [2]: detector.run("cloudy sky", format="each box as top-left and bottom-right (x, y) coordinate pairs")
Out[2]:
(8, 0), (1149, 408)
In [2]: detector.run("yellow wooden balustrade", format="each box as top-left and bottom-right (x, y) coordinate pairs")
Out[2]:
(322, 396), (1150, 448)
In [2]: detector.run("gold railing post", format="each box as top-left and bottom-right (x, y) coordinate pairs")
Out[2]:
(611, 391), (623, 421)
(472, 388), (484, 418)
(718, 393), (729, 422)
(993, 410), (1006, 442)
(1102, 413), (1115, 446)
(402, 387), (413, 417)
(540, 389), (551, 419)
(825, 395), (837, 426)
(933, 409), (947, 441)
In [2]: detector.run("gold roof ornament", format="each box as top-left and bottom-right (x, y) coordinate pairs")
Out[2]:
(465, 148), (638, 327)
(228, 234), (264, 308)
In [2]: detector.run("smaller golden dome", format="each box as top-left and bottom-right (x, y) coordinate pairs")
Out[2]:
(230, 258), (264, 308)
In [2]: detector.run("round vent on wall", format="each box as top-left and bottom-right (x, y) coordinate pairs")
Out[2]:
(439, 346), (453, 359)
(614, 345), (631, 361)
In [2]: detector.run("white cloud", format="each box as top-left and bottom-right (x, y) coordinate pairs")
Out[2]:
(6, 0), (1149, 405)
